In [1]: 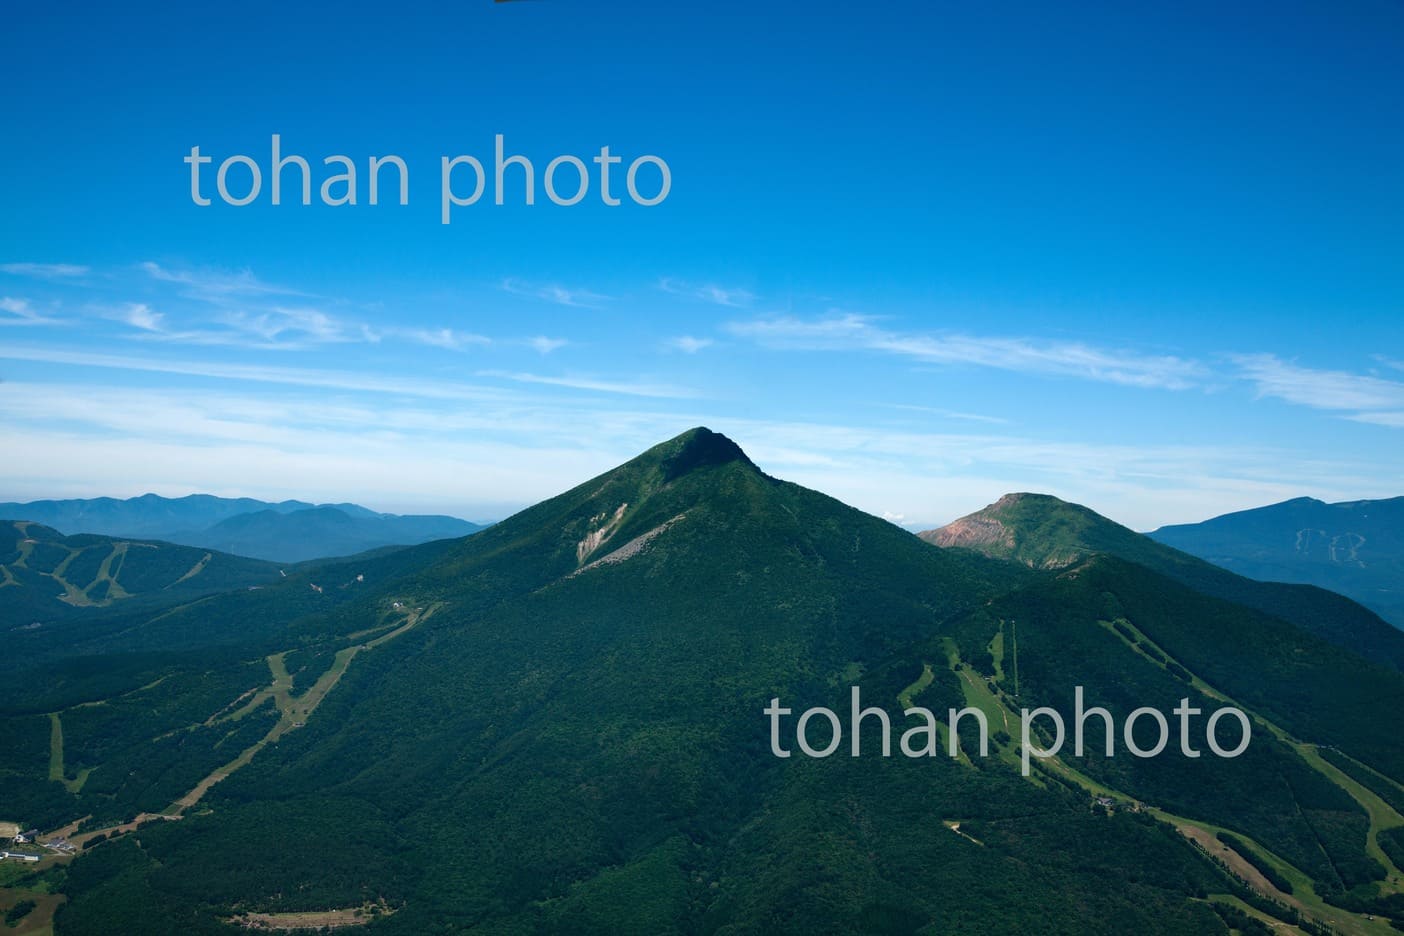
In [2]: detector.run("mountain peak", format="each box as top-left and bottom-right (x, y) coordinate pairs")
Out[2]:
(653, 427), (758, 482)
(920, 492), (1135, 570)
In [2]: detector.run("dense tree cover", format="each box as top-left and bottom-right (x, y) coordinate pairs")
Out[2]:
(3, 430), (1400, 932)
(3, 898), (36, 925)
(1385, 828), (1404, 868)
(961, 566), (1391, 893)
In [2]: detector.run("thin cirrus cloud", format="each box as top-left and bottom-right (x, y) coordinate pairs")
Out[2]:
(526, 336), (568, 354)
(658, 278), (754, 308)
(477, 369), (699, 399)
(118, 302), (164, 331)
(140, 261), (306, 299)
(53, 265), (504, 353)
(727, 312), (1206, 390)
(1232, 353), (1404, 429)
(0, 345), (517, 402)
(226, 306), (356, 344)
(885, 403), (1011, 426)
(501, 277), (610, 309)
(1, 296), (65, 326)
(666, 335), (714, 354)
(108, 302), (358, 350)
(393, 327), (493, 351)
(1, 262), (90, 279)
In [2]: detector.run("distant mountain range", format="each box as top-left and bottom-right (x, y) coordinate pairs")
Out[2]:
(1149, 496), (1404, 629)
(0, 494), (485, 563)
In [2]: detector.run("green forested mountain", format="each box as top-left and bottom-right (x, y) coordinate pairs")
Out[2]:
(4, 431), (1404, 934)
(923, 492), (1404, 671)
(1149, 496), (1404, 630)
(0, 520), (281, 630)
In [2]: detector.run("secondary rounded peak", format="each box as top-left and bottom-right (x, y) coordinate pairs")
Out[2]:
(990, 492), (1067, 510)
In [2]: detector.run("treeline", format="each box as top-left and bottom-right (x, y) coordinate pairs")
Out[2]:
(1319, 746), (1404, 816)
(1215, 830), (1293, 893)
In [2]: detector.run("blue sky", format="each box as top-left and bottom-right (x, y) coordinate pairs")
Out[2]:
(1, 0), (1401, 530)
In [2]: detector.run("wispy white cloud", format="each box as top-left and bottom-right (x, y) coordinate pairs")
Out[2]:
(8, 261), (570, 354)
(501, 278), (609, 309)
(118, 302), (164, 332)
(659, 278), (754, 308)
(1, 262), (90, 279)
(477, 370), (698, 399)
(397, 327), (492, 351)
(0, 296), (64, 326)
(526, 336), (568, 354)
(885, 403), (1011, 425)
(1232, 353), (1404, 428)
(728, 313), (1206, 390)
(1351, 411), (1404, 428)
(222, 306), (351, 344)
(113, 306), (357, 350)
(140, 261), (305, 299)
(666, 335), (714, 354)
(0, 345), (514, 401)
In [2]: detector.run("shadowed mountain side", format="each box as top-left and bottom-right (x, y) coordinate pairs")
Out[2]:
(1150, 496), (1404, 629)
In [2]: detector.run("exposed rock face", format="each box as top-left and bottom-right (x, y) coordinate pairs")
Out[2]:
(921, 496), (1021, 552)
(577, 503), (629, 563)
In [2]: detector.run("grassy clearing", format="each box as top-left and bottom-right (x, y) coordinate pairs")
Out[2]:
(896, 663), (933, 711)
(49, 548), (89, 607)
(167, 602), (436, 815)
(1296, 744), (1404, 881)
(226, 900), (394, 930)
(46, 714), (63, 785)
(1204, 893), (1302, 933)
(940, 639), (1028, 771)
(1152, 806), (1396, 936)
(0, 887), (64, 936)
(44, 711), (91, 793)
(988, 625), (1005, 682)
(89, 543), (132, 602)
(169, 551), (211, 587)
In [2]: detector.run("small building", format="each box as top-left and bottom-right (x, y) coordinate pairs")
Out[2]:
(1, 850), (41, 862)
(14, 829), (40, 844)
